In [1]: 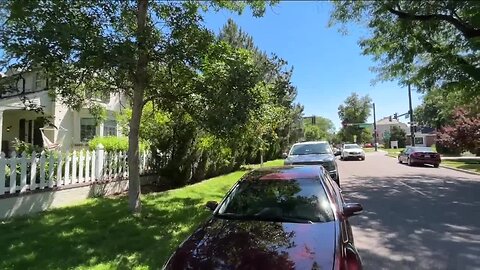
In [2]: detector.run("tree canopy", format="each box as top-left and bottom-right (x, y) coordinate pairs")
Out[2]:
(0, 0), (278, 213)
(337, 93), (372, 143)
(330, 1), (480, 101)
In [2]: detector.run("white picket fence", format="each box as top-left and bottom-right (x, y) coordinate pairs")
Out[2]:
(0, 144), (153, 195)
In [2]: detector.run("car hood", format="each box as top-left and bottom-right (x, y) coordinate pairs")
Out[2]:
(165, 218), (337, 270)
(286, 154), (334, 163)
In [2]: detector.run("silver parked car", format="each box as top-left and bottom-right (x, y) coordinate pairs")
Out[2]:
(341, 144), (366, 161)
(283, 141), (340, 185)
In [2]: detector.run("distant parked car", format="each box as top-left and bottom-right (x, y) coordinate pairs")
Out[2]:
(163, 166), (364, 270)
(283, 141), (340, 185)
(341, 144), (366, 161)
(398, 146), (441, 167)
(363, 143), (373, 148)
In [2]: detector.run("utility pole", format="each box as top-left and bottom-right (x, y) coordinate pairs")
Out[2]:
(408, 84), (415, 146)
(373, 103), (378, 151)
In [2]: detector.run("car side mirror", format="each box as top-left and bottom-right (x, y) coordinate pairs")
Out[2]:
(282, 152), (288, 159)
(205, 201), (218, 211)
(343, 203), (363, 217)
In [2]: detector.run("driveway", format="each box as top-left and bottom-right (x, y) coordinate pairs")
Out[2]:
(338, 151), (480, 270)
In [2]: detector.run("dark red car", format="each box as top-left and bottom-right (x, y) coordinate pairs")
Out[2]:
(163, 166), (363, 270)
(398, 146), (441, 167)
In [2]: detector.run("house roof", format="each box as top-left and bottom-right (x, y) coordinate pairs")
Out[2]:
(376, 117), (407, 126)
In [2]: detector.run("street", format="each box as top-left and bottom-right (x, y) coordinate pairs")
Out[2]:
(339, 151), (480, 270)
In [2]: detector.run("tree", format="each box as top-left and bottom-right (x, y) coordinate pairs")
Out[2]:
(330, 1), (480, 102)
(337, 93), (372, 143)
(386, 126), (407, 148)
(303, 116), (335, 141)
(0, 0), (275, 214)
(437, 108), (480, 156)
(414, 88), (480, 129)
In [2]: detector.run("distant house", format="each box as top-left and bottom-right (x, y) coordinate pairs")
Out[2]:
(375, 117), (410, 143)
(406, 127), (437, 147)
(0, 69), (124, 154)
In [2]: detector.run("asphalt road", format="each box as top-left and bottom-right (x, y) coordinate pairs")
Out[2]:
(338, 151), (480, 270)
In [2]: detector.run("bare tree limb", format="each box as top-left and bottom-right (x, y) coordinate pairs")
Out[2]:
(388, 8), (480, 39)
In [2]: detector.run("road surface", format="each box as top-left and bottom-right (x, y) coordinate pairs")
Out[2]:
(338, 151), (480, 270)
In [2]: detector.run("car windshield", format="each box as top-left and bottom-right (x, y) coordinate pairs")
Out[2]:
(344, 144), (361, 149)
(216, 178), (334, 223)
(413, 147), (435, 153)
(290, 143), (332, 155)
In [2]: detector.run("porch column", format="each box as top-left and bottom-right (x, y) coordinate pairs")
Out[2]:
(0, 110), (3, 153)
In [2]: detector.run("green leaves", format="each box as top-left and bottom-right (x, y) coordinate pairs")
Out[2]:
(337, 93), (372, 143)
(330, 1), (480, 100)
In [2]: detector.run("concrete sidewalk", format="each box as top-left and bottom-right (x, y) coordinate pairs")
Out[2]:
(441, 156), (480, 160)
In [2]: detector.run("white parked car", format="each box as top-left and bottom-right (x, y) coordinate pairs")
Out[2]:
(341, 144), (365, 161)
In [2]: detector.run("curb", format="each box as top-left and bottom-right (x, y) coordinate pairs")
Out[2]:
(439, 165), (480, 176)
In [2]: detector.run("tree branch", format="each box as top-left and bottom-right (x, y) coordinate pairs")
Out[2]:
(388, 8), (480, 39)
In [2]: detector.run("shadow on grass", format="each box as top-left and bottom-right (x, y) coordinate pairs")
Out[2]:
(0, 195), (210, 269)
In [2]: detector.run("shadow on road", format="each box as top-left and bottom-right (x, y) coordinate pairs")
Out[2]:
(342, 174), (480, 270)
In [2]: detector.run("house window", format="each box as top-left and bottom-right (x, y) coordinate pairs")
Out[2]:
(103, 120), (117, 136)
(80, 118), (96, 142)
(35, 72), (44, 90)
(415, 137), (424, 145)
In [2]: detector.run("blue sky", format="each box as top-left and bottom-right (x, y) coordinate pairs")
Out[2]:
(203, 1), (422, 130)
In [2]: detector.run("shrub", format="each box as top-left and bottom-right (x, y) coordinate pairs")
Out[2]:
(88, 136), (148, 152)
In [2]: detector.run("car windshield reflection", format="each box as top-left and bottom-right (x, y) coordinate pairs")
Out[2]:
(216, 178), (334, 223)
(290, 144), (332, 155)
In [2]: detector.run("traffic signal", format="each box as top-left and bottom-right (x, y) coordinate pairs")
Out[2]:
(389, 116), (392, 122)
(393, 113), (398, 120)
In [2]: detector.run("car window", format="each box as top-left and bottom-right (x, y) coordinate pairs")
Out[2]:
(344, 144), (360, 149)
(290, 143), (332, 155)
(321, 171), (343, 211)
(216, 178), (335, 223)
(412, 147), (435, 153)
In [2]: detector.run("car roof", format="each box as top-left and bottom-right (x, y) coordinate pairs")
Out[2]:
(243, 166), (324, 181)
(292, 141), (329, 146)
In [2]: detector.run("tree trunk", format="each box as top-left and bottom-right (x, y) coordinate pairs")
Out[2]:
(128, 0), (148, 214)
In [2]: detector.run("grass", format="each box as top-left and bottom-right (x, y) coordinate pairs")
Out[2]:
(442, 159), (480, 173)
(382, 148), (405, 158)
(0, 159), (284, 270)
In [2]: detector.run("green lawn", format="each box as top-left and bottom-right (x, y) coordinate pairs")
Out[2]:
(382, 148), (405, 158)
(442, 159), (480, 173)
(0, 159), (284, 270)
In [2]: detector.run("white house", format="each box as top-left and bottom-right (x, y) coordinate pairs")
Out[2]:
(375, 116), (410, 143)
(0, 69), (125, 154)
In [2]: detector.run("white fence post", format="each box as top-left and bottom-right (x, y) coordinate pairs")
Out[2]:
(39, 151), (46, 189)
(95, 144), (104, 181)
(65, 151), (71, 185)
(30, 151), (38, 191)
(20, 151), (27, 193)
(0, 153), (5, 195)
(9, 151), (17, 193)
(106, 151), (111, 180)
(85, 150), (91, 182)
(79, 150), (84, 183)
(71, 150), (77, 184)
(57, 152), (64, 186)
(48, 152), (55, 188)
